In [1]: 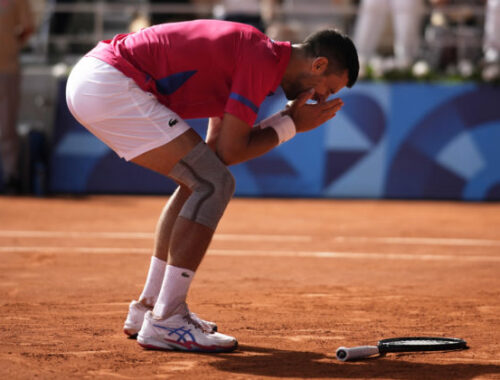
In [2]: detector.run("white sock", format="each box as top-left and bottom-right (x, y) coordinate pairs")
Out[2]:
(153, 265), (195, 319)
(138, 256), (166, 306)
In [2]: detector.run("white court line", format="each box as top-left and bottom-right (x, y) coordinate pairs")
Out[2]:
(1, 230), (500, 247)
(0, 230), (311, 242)
(0, 231), (154, 239)
(210, 249), (500, 262)
(332, 236), (500, 247)
(0, 246), (499, 262)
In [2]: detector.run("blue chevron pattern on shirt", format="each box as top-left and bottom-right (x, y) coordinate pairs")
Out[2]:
(156, 70), (197, 95)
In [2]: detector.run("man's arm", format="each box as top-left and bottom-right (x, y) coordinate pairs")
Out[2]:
(215, 113), (281, 166)
(215, 91), (344, 166)
(206, 117), (222, 151)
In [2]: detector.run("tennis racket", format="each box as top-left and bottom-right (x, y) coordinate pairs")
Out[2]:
(336, 337), (467, 361)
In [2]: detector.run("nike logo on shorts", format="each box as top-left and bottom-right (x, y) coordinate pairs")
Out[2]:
(169, 118), (178, 127)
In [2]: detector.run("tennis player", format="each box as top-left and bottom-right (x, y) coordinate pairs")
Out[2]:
(66, 19), (358, 353)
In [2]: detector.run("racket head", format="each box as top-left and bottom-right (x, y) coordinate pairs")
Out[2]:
(377, 337), (468, 354)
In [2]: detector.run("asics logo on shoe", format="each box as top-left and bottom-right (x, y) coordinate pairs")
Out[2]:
(154, 324), (195, 343)
(168, 118), (178, 127)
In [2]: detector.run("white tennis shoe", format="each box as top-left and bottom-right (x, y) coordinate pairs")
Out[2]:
(123, 300), (150, 338)
(123, 300), (217, 338)
(137, 304), (237, 353)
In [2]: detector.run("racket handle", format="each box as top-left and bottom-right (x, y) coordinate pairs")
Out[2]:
(336, 345), (380, 361)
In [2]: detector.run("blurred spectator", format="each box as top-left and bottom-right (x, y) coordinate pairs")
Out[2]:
(426, 0), (486, 72)
(213, 0), (265, 32)
(484, 0), (500, 64)
(150, 0), (192, 25)
(353, 0), (424, 70)
(0, 0), (35, 194)
(129, 11), (151, 33)
(263, 0), (352, 43)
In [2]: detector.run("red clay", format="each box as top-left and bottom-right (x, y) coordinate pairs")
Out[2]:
(0, 196), (499, 379)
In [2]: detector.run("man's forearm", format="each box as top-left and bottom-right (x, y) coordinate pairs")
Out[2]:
(217, 125), (281, 166)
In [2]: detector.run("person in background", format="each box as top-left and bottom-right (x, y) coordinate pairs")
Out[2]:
(263, 0), (353, 43)
(129, 11), (151, 33)
(484, 0), (499, 61)
(427, 0), (498, 79)
(0, 0), (35, 194)
(353, 0), (424, 71)
(213, 0), (266, 32)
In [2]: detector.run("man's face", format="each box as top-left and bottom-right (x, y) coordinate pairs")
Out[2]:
(284, 66), (349, 102)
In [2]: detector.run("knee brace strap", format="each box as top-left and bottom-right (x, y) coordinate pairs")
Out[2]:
(168, 142), (235, 230)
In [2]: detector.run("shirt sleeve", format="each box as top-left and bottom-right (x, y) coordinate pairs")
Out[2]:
(224, 36), (278, 126)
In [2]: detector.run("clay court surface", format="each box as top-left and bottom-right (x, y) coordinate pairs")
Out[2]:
(0, 195), (499, 379)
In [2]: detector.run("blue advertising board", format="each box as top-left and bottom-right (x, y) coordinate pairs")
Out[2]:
(48, 80), (500, 200)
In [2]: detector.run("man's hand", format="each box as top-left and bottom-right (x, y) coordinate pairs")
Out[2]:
(213, 90), (344, 166)
(285, 89), (344, 133)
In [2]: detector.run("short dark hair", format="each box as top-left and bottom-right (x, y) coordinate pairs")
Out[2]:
(302, 29), (359, 88)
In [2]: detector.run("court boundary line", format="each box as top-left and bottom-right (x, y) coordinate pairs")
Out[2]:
(1, 246), (499, 262)
(1, 230), (500, 247)
(0, 230), (309, 242)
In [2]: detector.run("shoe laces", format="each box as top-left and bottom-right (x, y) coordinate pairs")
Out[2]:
(181, 304), (212, 333)
(189, 312), (213, 333)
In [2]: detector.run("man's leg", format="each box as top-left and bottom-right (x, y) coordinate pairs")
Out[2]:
(124, 129), (215, 335)
(140, 140), (234, 318)
(125, 141), (225, 335)
(131, 127), (227, 296)
(153, 186), (191, 262)
(123, 128), (197, 336)
(124, 184), (217, 338)
(135, 117), (223, 310)
(135, 185), (191, 307)
(130, 131), (237, 352)
(132, 131), (235, 272)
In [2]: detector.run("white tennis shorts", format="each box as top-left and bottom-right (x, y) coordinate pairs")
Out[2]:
(65, 56), (191, 161)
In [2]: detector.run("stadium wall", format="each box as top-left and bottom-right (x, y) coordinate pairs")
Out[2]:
(46, 80), (500, 200)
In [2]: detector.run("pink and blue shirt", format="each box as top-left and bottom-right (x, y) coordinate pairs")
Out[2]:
(87, 19), (291, 126)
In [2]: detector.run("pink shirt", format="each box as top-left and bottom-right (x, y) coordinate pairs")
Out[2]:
(87, 19), (291, 126)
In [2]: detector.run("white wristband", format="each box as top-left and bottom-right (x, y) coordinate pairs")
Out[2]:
(259, 112), (296, 145)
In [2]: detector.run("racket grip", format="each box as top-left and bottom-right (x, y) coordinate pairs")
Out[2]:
(336, 345), (380, 361)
